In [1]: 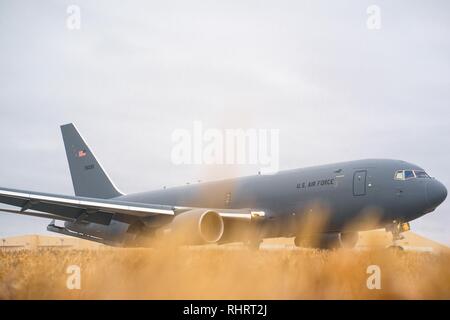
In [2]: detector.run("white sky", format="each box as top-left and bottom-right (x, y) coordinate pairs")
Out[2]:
(0, 0), (449, 244)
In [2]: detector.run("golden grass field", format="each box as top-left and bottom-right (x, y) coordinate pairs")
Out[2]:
(0, 231), (449, 300)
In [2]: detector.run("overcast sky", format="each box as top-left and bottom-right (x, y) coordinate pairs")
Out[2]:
(0, 0), (449, 244)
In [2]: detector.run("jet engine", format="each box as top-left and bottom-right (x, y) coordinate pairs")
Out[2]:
(64, 220), (130, 243)
(160, 209), (225, 245)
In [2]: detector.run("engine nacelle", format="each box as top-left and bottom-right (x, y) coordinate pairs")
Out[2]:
(65, 220), (130, 242)
(161, 209), (225, 245)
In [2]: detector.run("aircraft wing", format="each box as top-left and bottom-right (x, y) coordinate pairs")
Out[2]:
(0, 187), (174, 225)
(0, 207), (74, 222)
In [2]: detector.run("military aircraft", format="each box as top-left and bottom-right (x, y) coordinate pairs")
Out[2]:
(0, 124), (447, 249)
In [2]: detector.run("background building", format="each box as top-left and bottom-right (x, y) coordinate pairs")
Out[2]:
(0, 234), (103, 250)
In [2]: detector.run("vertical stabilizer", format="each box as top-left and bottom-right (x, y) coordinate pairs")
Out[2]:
(60, 123), (123, 199)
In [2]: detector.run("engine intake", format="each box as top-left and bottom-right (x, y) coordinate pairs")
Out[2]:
(162, 209), (224, 245)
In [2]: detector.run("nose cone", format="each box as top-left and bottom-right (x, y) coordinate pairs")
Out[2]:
(426, 180), (447, 208)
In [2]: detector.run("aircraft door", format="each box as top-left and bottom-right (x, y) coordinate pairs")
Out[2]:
(353, 170), (367, 196)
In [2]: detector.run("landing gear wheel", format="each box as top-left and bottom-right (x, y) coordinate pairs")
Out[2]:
(386, 220), (410, 249)
(387, 245), (404, 251)
(294, 236), (301, 247)
(247, 239), (262, 250)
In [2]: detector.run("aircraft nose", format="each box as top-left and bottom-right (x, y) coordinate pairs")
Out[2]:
(426, 180), (447, 208)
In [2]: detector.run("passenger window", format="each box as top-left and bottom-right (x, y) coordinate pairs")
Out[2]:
(404, 170), (415, 179)
(394, 170), (404, 180)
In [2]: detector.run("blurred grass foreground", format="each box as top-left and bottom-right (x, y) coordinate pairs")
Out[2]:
(0, 230), (449, 299)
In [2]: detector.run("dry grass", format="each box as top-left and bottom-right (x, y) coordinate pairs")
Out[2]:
(1, 246), (449, 300)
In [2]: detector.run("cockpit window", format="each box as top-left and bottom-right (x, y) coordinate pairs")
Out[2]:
(414, 170), (430, 178)
(394, 170), (404, 180)
(394, 169), (431, 180)
(404, 170), (415, 179)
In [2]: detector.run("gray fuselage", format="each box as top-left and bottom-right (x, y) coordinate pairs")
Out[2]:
(117, 159), (447, 238)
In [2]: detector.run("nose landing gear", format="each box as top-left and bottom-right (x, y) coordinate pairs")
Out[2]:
(386, 220), (410, 250)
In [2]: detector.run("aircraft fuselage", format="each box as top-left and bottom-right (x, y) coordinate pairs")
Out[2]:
(118, 159), (447, 239)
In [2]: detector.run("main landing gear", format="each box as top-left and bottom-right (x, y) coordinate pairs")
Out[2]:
(246, 238), (262, 250)
(386, 220), (410, 250)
